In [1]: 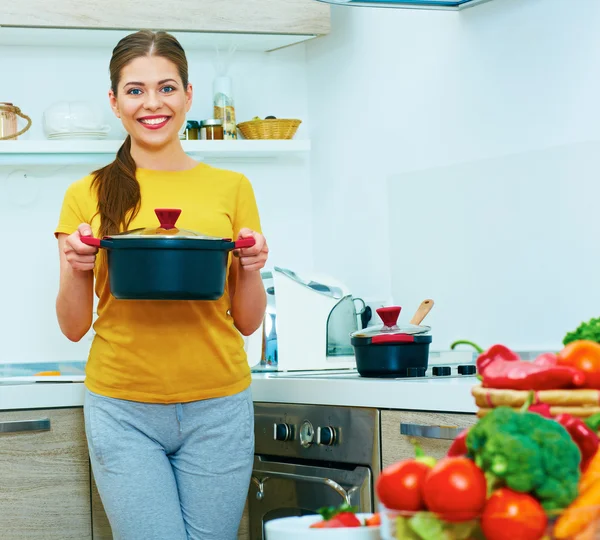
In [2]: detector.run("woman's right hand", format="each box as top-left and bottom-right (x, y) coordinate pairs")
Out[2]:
(64, 223), (98, 272)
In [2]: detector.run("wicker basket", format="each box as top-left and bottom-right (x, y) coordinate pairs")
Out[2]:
(237, 119), (301, 140)
(472, 384), (600, 419)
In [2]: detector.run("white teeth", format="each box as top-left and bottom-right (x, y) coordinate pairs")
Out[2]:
(140, 117), (168, 125)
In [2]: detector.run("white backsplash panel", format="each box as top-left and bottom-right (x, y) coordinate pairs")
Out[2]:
(387, 141), (600, 352)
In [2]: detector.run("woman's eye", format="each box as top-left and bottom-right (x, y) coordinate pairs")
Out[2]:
(127, 88), (142, 95)
(161, 86), (175, 93)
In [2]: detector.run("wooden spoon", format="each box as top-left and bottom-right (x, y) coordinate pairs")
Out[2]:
(410, 299), (434, 325)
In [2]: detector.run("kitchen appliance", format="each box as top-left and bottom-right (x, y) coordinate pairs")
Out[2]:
(351, 305), (432, 378)
(80, 208), (255, 300)
(315, 0), (492, 11)
(251, 267), (365, 372)
(0, 103), (31, 141)
(250, 403), (380, 540)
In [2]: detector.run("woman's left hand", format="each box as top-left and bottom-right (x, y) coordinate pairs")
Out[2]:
(234, 228), (269, 272)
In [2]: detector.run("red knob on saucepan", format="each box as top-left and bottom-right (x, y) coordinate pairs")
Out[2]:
(155, 208), (182, 230)
(377, 306), (401, 327)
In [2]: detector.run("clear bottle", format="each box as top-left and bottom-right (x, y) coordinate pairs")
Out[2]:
(213, 76), (237, 140)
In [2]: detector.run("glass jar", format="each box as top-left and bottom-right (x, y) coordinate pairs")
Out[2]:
(200, 119), (224, 141)
(185, 120), (201, 140)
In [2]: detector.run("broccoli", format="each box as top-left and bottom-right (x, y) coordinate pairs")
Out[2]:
(564, 316), (600, 345)
(466, 407), (581, 512)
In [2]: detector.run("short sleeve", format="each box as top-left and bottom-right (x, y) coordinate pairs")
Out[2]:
(54, 177), (95, 238)
(233, 174), (262, 237)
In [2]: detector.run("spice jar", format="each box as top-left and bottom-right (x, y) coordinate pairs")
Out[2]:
(185, 120), (201, 140)
(200, 119), (224, 141)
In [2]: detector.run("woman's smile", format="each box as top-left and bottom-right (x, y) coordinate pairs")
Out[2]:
(137, 115), (172, 129)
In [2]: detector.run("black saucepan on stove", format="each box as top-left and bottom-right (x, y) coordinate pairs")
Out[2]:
(351, 304), (433, 378)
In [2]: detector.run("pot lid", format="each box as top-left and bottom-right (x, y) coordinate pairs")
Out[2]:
(109, 209), (232, 241)
(351, 306), (431, 339)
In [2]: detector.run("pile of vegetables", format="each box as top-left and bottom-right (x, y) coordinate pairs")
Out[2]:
(376, 341), (600, 539)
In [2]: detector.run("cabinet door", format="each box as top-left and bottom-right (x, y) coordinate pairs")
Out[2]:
(381, 410), (477, 468)
(0, 408), (92, 540)
(0, 0), (330, 35)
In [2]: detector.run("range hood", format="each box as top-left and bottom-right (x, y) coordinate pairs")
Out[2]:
(316, 0), (492, 10)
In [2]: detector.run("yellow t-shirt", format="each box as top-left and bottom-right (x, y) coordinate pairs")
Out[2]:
(55, 163), (261, 404)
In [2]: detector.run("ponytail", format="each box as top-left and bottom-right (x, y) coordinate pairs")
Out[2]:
(91, 135), (141, 238)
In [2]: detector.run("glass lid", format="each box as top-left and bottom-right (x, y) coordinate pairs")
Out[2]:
(109, 209), (229, 241)
(351, 306), (431, 339)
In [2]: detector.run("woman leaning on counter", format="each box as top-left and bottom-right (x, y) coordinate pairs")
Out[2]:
(54, 30), (268, 540)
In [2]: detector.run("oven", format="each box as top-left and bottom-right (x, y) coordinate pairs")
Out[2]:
(249, 403), (380, 540)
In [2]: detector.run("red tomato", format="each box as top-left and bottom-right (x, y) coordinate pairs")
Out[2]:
(376, 459), (431, 511)
(422, 457), (487, 522)
(481, 488), (547, 540)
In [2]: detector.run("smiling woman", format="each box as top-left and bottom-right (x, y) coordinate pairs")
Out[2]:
(53, 30), (268, 540)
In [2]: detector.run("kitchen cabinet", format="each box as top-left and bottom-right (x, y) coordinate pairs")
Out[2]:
(381, 410), (477, 467)
(0, 408), (92, 540)
(0, 0), (330, 39)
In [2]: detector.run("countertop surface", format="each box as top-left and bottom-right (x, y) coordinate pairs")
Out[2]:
(0, 371), (478, 413)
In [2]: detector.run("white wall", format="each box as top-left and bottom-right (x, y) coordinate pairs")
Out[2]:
(0, 41), (312, 363)
(306, 0), (600, 350)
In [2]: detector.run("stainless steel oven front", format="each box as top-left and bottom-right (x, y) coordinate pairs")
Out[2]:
(249, 403), (380, 540)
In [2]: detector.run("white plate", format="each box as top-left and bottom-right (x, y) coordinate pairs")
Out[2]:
(265, 514), (379, 540)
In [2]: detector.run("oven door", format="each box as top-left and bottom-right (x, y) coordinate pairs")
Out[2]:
(248, 456), (373, 540)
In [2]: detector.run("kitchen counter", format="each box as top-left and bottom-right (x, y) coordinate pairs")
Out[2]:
(0, 372), (478, 413)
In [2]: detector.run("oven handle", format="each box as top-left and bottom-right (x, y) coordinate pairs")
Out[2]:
(251, 472), (358, 505)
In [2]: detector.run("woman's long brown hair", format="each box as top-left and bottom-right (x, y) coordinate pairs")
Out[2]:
(91, 30), (189, 237)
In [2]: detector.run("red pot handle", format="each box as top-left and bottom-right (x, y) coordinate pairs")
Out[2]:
(372, 334), (415, 344)
(81, 235), (102, 248)
(234, 237), (256, 249)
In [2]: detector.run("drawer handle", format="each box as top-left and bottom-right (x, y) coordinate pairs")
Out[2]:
(0, 419), (51, 434)
(400, 423), (461, 440)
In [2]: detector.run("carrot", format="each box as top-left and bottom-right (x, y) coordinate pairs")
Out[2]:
(572, 518), (598, 540)
(580, 448), (600, 494)
(553, 479), (600, 539)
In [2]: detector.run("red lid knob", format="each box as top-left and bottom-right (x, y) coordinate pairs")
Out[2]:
(155, 208), (181, 230)
(377, 306), (401, 328)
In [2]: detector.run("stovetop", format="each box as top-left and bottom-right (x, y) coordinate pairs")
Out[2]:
(267, 363), (477, 381)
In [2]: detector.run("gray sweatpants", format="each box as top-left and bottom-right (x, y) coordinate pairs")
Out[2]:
(84, 387), (254, 540)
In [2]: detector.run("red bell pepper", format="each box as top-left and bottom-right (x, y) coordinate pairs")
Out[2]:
(447, 428), (470, 457)
(476, 345), (586, 391)
(555, 413), (600, 472)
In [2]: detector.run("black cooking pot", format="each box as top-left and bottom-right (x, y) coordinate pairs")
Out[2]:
(351, 306), (432, 378)
(80, 208), (255, 301)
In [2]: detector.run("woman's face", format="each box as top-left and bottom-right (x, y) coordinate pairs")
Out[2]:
(109, 55), (192, 148)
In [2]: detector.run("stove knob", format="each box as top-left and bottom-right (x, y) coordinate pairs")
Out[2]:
(273, 423), (292, 442)
(458, 365), (476, 376)
(317, 426), (337, 446)
(432, 366), (451, 376)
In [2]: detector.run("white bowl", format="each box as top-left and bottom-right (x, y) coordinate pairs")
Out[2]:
(265, 514), (380, 540)
(43, 101), (110, 135)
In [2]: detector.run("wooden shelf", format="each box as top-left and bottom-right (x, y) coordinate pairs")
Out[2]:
(0, 139), (311, 165)
(0, 26), (320, 53)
